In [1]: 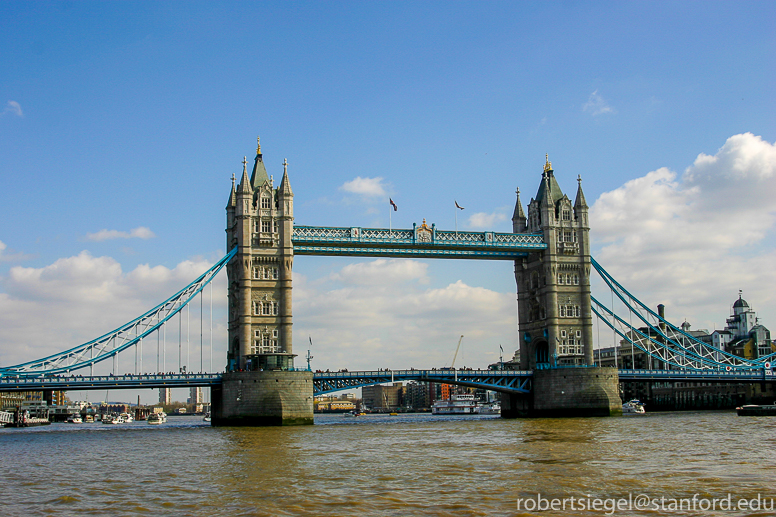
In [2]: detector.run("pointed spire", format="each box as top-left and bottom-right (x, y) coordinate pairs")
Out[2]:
(512, 187), (526, 220)
(512, 187), (527, 233)
(239, 156), (252, 194)
(250, 136), (270, 189)
(280, 158), (293, 195)
(574, 174), (588, 209)
(226, 171), (237, 208)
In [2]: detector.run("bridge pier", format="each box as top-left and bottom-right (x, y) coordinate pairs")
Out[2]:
(211, 370), (314, 426)
(501, 367), (622, 417)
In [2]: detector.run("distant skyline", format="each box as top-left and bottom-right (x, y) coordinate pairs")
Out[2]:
(1, 2), (774, 403)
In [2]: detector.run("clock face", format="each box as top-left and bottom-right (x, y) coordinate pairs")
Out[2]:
(417, 229), (432, 243)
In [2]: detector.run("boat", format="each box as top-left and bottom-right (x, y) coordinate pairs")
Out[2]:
(736, 403), (776, 416)
(103, 414), (125, 424)
(432, 393), (479, 415)
(84, 414), (94, 423)
(120, 412), (134, 423)
(622, 399), (646, 414)
(147, 412), (167, 425)
(478, 402), (501, 415)
(203, 412), (211, 422)
(66, 415), (83, 424)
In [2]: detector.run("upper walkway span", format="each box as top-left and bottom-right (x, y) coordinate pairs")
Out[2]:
(292, 225), (546, 260)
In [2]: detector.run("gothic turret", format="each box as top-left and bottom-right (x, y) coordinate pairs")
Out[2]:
(250, 137), (270, 189)
(512, 188), (527, 233)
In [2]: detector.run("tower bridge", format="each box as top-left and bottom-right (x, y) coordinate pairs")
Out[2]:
(2, 138), (774, 424)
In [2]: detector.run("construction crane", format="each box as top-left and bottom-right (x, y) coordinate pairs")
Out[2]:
(450, 335), (464, 368)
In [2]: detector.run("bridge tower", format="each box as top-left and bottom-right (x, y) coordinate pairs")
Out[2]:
(214, 138), (313, 426)
(225, 138), (295, 372)
(506, 156), (620, 417)
(513, 155), (594, 368)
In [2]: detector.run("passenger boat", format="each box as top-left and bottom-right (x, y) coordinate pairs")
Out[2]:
(120, 412), (134, 423)
(432, 393), (479, 415)
(622, 399), (646, 414)
(147, 412), (167, 424)
(736, 403), (776, 416)
(66, 415), (83, 424)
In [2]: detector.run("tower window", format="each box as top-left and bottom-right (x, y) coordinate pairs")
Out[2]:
(263, 302), (272, 315)
(262, 221), (271, 233)
(261, 196), (271, 209)
(562, 210), (570, 221)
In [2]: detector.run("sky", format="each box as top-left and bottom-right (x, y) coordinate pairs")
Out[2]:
(1, 2), (775, 403)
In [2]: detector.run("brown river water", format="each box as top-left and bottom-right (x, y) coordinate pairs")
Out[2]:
(1, 411), (775, 516)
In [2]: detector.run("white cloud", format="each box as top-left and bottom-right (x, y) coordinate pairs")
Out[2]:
(590, 132), (776, 331)
(85, 226), (156, 242)
(339, 176), (388, 198)
(467, 212), (508, 229)
(0, 252), (228, 373)
(582, 90), (614, 116)
(2, 100), (23, 117)
(294, 259), (516, 370)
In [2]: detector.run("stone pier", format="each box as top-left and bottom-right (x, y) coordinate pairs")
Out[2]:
(501, 367), (622, 418)
(211, 370), (314, 426)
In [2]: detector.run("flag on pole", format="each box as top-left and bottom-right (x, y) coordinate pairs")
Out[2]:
(500, 345), (503, 352)
(389, 198), (398, 211)
(309, 336), (313, 347)
(455, 200), (465, 210)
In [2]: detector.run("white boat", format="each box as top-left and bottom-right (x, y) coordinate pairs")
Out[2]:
(120, 412), (134, 423)
(147, 412), (167, 425)
(478, 402), (501, 415)
(432, 393), (479, 415)
(66, 415), (83, 424)
(103, 414), (125, 424)
(622, 399), (646, 414)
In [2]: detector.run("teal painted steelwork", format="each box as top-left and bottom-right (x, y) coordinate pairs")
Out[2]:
(292, 225), (546, 259)
(0, 373), (223, 391)
(312, 369), (533, 395)
(0, 248), (237, 376)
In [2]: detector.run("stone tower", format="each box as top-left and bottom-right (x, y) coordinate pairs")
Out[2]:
(512, 155), (594, 369)
(225, 138), (295, 371)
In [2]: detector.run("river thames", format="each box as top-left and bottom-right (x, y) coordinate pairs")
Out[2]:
(1, 411), (774, 516)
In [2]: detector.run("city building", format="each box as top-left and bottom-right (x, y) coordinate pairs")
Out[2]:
(159, 387), (172, 405)
(188, 387), (203, 405)
(362, 383), (403, 411)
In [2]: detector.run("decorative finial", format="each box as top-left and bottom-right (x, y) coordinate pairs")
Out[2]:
(543, 153), (552, 173)
(283, 158), (288, 174)
(577, 174), (582, 185)
(256, 136), (261, 155)
(231, 172), (235, 189)
(516, 187), (520, 196)
(242, 156), (247, 173)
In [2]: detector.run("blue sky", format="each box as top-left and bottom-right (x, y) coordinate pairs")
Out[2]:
(1, 2), (775, 402)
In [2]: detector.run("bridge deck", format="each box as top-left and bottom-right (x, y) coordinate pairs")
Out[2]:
(0, 368), (770, 393)
(292, 225), (546, 259)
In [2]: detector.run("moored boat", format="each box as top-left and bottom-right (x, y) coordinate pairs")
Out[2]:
(432, 394), (479, 415)
(622, 399), (646, 414)
(66, 415), (83, 424)
(736, 403), (776, 416)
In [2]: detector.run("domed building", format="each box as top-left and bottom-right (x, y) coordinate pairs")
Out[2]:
(711, 293), (773, 359)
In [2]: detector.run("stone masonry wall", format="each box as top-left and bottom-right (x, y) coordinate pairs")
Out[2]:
(212, 370), (314, 426)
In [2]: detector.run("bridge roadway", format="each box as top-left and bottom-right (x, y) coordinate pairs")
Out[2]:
(0, 368), (771, 395)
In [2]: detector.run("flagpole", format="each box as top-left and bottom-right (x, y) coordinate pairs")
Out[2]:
(389, 203), (392, 232)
